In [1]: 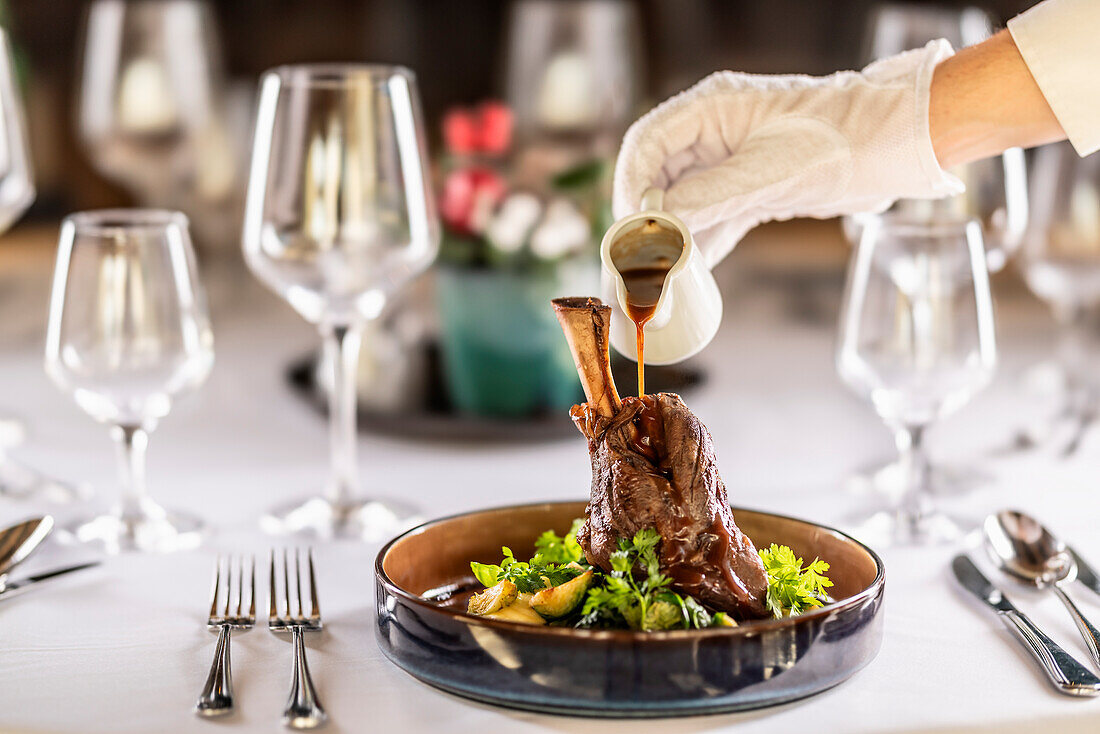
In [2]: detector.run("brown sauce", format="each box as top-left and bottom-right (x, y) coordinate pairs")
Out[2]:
(625, 394), (666, 462)
(621, 265), (671, 397)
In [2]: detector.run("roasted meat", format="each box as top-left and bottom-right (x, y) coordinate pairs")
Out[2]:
(553, 297), (768, 620)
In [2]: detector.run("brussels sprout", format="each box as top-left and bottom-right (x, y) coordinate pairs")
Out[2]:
(530, 570), (593, 619)
(712, 612), (739, 628)
(485, 600), (547, 626)
(642, 600), (683, 631)
(468, 580), (518, 616)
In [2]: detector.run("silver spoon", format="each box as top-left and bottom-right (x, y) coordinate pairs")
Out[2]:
(984, 510), (1100, 668)
(0, 515), (53, 580)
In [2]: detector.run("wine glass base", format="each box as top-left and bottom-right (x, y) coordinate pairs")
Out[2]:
(0, 455), (91, 504)
(60, 502), (205, 554)
(841, 506), (976, 548)
(260, 495), (422, 542)
(847, 459), (990, 500)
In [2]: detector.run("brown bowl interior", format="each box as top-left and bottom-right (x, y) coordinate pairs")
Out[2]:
(382, 501), (879, 607)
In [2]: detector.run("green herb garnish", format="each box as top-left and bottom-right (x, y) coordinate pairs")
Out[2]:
(758, 543), (833, 618)
(576, 528), (727, 631)
(532, 518), (585, 565)
(470, 520), (588, 593)
(470, 522), (833, 630)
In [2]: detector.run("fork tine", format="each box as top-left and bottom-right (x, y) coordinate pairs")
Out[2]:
(248, 555), (256, 621)
(294, 548), (303, 619)
(268, 549), (278, 620)
(308, 548), (320, 620)
(223, 556), (232, 619)
(236, 555), (245, 619)
(282, 548), (291, 622)
(207, 555), (222, 619)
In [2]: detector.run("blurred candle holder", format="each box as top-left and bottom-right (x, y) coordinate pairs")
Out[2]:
(503, 0), (643, 180)
(76, 0), (242, 249)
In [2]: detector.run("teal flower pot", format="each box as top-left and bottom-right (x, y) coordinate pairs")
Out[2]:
(436, 259), (599, 418)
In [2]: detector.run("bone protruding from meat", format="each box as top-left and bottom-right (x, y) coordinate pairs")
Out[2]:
(552, 297), (622, 418)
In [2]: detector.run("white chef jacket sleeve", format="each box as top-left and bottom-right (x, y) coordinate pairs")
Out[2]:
(1008, 0), (1100, 157)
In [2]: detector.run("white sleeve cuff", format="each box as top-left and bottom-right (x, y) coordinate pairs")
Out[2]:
(1008, 0), (1100, 157)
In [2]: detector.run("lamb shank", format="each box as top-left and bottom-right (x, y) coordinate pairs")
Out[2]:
(553, 296), (768, 620)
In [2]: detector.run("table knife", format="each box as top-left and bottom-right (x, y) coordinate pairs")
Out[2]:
(0, 561), (99, 602)
(952, 554), (1100, 697)
(1070, 547), (1100, 599)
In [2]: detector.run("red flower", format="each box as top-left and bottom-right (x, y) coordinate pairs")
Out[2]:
(475, 101), (513, 155)
(443, 109), (478, 155)
(440, 167), (507, 235)
(442, 101), (513, 156)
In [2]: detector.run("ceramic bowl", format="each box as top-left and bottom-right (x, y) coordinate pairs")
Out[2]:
(375, 501), (885, 718)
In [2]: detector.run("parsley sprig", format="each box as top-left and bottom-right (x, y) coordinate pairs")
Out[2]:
(577, 528), (731, 631)
(533, 518), (585, 565)
(758, 543), (833, 618)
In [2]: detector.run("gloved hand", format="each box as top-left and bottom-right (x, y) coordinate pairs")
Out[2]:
(613, 40), (965, 267)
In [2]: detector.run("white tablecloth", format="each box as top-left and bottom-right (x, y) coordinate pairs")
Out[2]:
(4, 228), (1100, 734)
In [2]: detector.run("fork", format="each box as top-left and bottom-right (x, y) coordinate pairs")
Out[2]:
(196, 555), (255, 717)
(269, 548), (326, 729)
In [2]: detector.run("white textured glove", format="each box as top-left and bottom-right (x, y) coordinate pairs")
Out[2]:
(613, 40), (965, 267)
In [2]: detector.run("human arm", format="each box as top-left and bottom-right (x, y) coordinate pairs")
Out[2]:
(930, 30), (1064, 168)
(614, 0), (1100, 265)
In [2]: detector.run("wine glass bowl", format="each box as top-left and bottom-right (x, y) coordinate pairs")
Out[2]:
(45, 209), (214, 552)
(242, 63), (439, 540)
(1020, 142), (1100, 313)
(0, 29), (34, 231)
(837, 213), (997, 545)
(47, 211), (214, 426)
(244, 64), (438, 326)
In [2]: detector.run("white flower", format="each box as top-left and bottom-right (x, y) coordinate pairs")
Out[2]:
(486, 192), (542, 253)
(530, 198), (590, 260)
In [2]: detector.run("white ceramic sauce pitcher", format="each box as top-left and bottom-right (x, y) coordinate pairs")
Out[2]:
(601, 188), (722, 365)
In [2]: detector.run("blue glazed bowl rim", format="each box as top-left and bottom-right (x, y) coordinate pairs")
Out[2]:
(375, 500), (886, 640)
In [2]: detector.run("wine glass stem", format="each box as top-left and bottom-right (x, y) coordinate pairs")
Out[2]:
(1055, 304), (1089, 404)
(323, 323), (362, 509)
(111, 424), (149, 526)
(895, 424), (931, 529)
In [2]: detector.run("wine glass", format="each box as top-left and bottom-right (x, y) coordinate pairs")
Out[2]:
(242, 64), (439, 540)
(0, 28), (83, 502)
(845, 3), (1028, 273)
(76, 0), (233, 210)
(1014, 141), (1100, 453)
(45, 210), (214, 552)
(837, 213), (997, 545)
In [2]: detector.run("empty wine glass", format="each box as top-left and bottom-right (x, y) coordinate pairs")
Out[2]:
(1014, 141), (1100, 454)
(845, 3), (1028, 273)
(45, 210), (214, 552)
(76, 0), (234, 210)
(837, 213), (997, 545)
(0, 28), (85, 502)
(242, 64), (439, 540)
